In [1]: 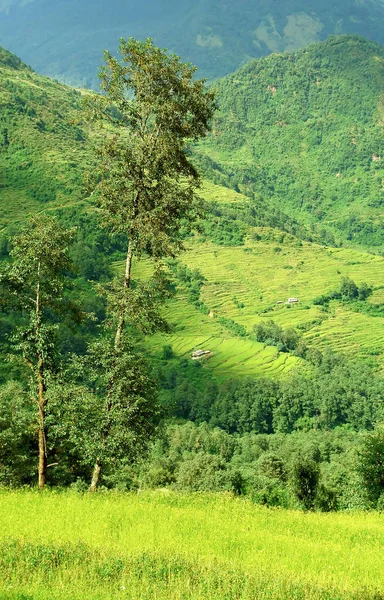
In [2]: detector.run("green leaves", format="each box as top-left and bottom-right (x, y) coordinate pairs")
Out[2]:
(85, 38), (215, 256)
(51, 337), (161, 468)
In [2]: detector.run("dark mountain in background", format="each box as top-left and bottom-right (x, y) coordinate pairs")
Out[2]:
(2, 0), (384, 87)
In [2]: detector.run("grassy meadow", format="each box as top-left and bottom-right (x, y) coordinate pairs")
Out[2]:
(1, 490), (383, 599)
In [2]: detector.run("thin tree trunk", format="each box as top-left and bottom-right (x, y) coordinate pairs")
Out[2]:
(90, 236), (134, 492)
(114, 237), (134, 351)
(89, 461), (102, 493)
(37, 365), (46, 490)
(36, 261), (47, 490)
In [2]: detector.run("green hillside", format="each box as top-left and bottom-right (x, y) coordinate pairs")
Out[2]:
(128, 181), (384, 378)
(0, 46), (92, 227)
(2, 41), (384, 383)
(196, 35), (384, 247)
(3, 0), (384, 86)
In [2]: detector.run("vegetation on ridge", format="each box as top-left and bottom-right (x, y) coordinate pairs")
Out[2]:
(195, 35), (384, 246)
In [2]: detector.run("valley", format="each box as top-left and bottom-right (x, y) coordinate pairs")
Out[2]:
(3, 0), (384, 86)
(2, 33), (384, 595)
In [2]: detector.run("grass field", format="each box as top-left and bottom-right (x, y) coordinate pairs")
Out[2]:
(0, 490), (383, 599)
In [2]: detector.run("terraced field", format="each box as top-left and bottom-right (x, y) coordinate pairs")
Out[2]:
(128, 182), (384, 378)
(148, 296), (300, 381)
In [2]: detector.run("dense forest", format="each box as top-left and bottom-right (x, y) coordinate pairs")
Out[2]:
(196, 35), (384, 247)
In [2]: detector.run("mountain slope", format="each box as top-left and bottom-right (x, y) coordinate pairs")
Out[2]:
(2, 0), (384, 86)
(2, 43), (384, 379)
(0, 46), (93, 227)
(196, 35), (384, 246)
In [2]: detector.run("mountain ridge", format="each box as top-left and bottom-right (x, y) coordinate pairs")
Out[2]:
(2, 0), (384, 86)
(195, 34), (384, 247)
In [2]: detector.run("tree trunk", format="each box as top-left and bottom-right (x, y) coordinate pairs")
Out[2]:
(89, 461), (102, 493)
(90, 237), (134, 491)
(114, 237), (134, 351)
(37, 366), (46, 490)
(89, 230), (137, 492)
(36, 261), (47, 491)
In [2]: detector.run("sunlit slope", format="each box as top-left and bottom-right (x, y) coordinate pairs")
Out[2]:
(133, 182), (384, 375)
(182, 238), (384, 360)
(196, 35), (384, 247)
(0, 47), (93, 228)
(127, 248), (300, 381)
(149, 296), (300, 381)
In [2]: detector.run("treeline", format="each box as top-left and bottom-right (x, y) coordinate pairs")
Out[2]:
(137, 420), (384, 511)
(3, 369), (384, 511)
(159, 351), (384, 434)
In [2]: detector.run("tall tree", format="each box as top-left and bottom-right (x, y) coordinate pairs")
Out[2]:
(85, 38), (216, 489)
(0, 215), (74, 489)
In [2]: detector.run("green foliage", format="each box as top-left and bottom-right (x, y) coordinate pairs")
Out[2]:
(0, 215), (77, 486)
(137, 421), (368, 510)
(0, 215), (75, 367)
(217, 316), (247, 337)
(357, 425), (384, 506)
(85, 37), (215, 256)
(313, 277), (373, 305)
(254, 320), (307, 357)
(290, 457), (320, 510)
(159, 353), (384, 435)
(168, 261), (208, 312)
(0, 382), (35, 485)
(340, 276), (359, 300)
(195, 35), (384, 247)
(49, 337), (161, 484)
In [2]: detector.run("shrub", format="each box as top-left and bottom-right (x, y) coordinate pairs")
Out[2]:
(290, 457), (320, 510)
(357, 426), (384, 505)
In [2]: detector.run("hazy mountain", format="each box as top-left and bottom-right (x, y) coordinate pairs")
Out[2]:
(2, 0), (384, 86)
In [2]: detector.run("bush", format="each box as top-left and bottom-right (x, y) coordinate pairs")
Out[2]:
(290, 457), (320, 510)
(315, 484), (339, 512)
(257, 452), (287, 481)
(161, 345), (174, 360)
(357, 426), (384, 505)
(251, 475), (291, 508)
(340, 277), (359, 300)
(175, 454), (233, 492)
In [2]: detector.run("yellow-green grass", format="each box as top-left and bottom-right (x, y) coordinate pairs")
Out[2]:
(176, 234), (384, 364)
(121, 201), (384, 379)
(0, 490), (383, 599)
